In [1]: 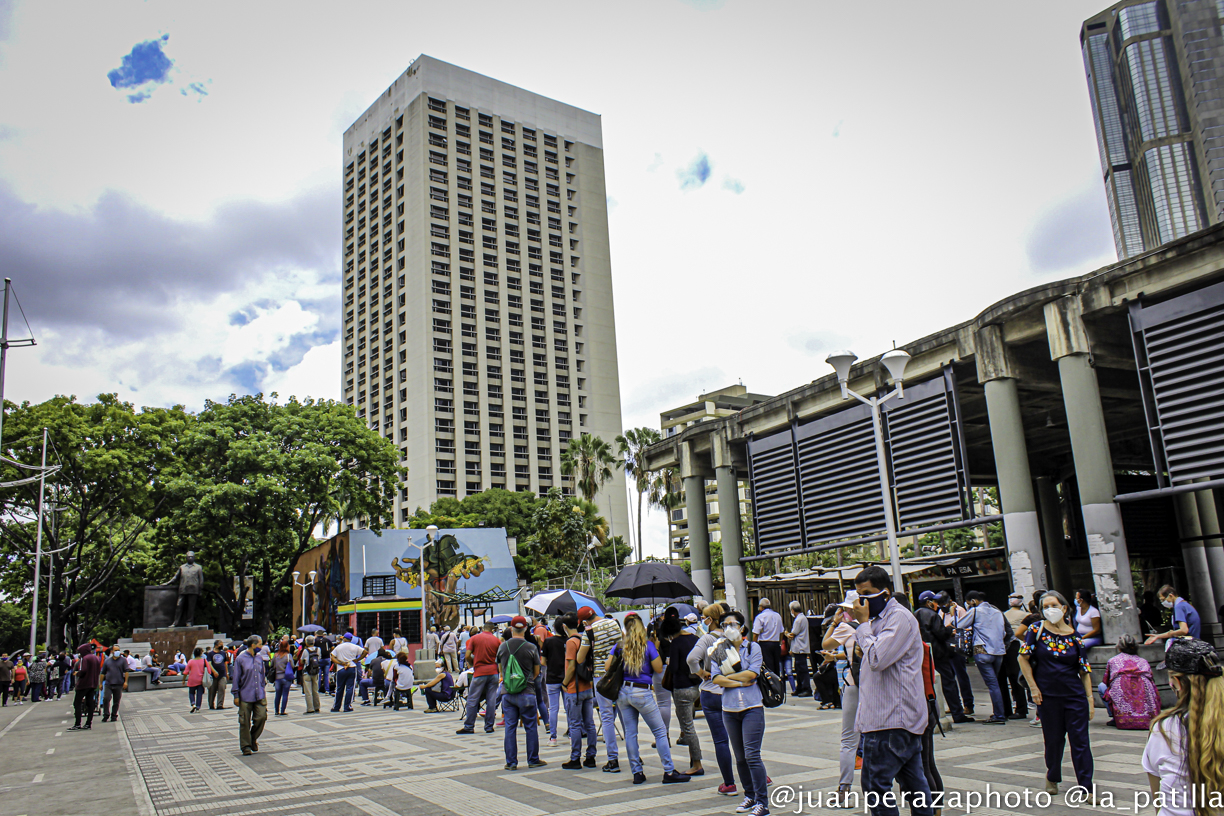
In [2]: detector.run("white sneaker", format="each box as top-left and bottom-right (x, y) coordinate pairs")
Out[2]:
(1029, 717), (1041, 728)
(736, 797), (756, 813)
(548, 738), (557, 747)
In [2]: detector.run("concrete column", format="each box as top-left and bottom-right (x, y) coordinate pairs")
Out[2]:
(1195, 483), (1224, 615)
(977, 324), (1048, 599)
(983, 378), (1048, 598)
(681, 439), (713, 604)
(1173, 491), (1218, 625)
(1035, 476), (1073, 596)
(1046, 297), (1141, 641)
(716, 465), (747, 613)
(684, 475), (713, 603)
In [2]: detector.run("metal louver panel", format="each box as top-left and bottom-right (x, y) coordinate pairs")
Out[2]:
(747, 429), (802, 550)
(795, 402), (884, 544)
(1129, 280), (1224, 486)
(884, 375), (969, 529)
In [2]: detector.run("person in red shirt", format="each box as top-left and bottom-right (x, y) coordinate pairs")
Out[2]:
(457, 620), (502, 734)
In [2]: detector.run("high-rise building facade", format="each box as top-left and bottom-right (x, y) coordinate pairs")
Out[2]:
(341, 56), (628, 535)
(1081, 0), (1224, 258)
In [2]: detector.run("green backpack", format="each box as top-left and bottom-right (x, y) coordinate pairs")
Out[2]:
(503, 639), (529, 694)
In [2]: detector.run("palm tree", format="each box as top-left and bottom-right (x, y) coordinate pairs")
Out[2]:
(616, 427), (661, 562)
(560, 433), (617, 503)
(573, 498), (609, 548)
(648, 465), (684, 559)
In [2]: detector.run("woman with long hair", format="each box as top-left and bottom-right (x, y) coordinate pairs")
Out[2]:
(1019, 590), (1095, 795)
(712, 614), (771, 816)
(610, 613), (689, 785)
(1073, 589), (1103, 649)
(1143, 637), (1224, 816)
(271, 638), (294, 716)
(185, 647), (208, 713)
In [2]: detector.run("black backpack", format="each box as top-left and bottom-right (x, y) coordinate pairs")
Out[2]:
(756, 643), (786, 708)
(574, 635), (595, 683)
(305, 648), (320, 676)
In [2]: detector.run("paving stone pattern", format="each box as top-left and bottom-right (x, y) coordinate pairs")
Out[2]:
(0, 682), (1157, 816)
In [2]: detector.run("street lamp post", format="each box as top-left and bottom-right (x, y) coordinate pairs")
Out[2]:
(28, 427), (47, 656)
(292, 570), (317, 630)
(825, 349), (912, 594)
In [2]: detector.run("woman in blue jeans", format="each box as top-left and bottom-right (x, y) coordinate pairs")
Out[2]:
(611, 613), (691, 785)
(271, 639), (294, 715)
(711, 617), (770, 816)
(689, 604), (738, 794)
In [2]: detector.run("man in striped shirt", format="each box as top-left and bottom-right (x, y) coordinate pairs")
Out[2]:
(850, 566), (932, 816)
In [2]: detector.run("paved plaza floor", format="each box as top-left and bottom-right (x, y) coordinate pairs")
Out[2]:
(0, 680), (1156, 816)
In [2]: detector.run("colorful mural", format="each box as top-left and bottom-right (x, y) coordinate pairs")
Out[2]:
(295, 528), (519, 635)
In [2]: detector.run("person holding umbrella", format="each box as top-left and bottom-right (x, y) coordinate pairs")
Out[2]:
(611, 612), (690, 785)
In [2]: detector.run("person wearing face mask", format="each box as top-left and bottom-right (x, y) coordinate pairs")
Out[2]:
(711, 614), (770, 816)
(1141, 638), (1224, 815)
(1017, 591), (1094, 795)
(850, 566), (933, 816)
(822, 590), (864, 806)
(915, 591), (969, 724)
(1144, 585), (1201, 647)
(688, 603), (738, 796)
(935, 591), (975, 718)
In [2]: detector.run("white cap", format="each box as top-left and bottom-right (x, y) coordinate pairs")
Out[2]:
(837, 590), (860, 609)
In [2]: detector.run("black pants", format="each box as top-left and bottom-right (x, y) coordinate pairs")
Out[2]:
(107, 687), (123, 719)
(1038, 694), (1093, 789)
(792, 651), (812, 695)
(813, 662), (841, 708)
(759, 640), (782, 678)
(922, 698), (943, 794)
(932, 653), (966, 718)
(1000, 641), (1028, 717)
(73, 686), (96, 727)
(0, 680), (9, 705)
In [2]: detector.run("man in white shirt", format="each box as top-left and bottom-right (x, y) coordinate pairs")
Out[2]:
(365, 629), (385, 656)
(329, 633), (367, 712)
(389, 630), (408, 656)
(752, 598), (784, 677)
(124, 651), (142, 672)
(140, 651), (162, 685)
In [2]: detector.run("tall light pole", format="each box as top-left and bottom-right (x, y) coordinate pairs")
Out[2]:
(28, 427), (47, 655)
(43, 502), (67, 648)
(292, 570), (317, 630)
(826, 349), (911, 594)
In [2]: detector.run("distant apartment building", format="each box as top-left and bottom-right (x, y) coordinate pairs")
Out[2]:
(341, 56), (628, 534)
(1082, 0), (1224, 258)
(661, 385), (771, 563)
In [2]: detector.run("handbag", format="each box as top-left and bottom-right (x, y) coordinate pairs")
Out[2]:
(661, 663), (674, 692)
(202, 667), (214, 689)
(595, 649), (624, 700)
(758, 666), (786, 708)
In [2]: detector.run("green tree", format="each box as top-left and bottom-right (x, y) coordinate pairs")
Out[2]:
(616, 427), (661, 563)
(158, 394), (401, 636)
(560, 433), (617, 503)
(0, 395), (189, 650)
(456, 488), (541, 540)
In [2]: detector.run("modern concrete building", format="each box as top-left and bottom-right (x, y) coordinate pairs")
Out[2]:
(341, 56), (628, 535)
(643, 224), (1224, 648)
(1082, 0), (1224, 258)
(660, 386), (771, 588)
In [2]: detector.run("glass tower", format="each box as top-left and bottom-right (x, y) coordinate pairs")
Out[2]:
(1082, 0), (1224, 258)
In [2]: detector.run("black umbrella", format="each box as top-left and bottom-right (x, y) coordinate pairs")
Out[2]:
(605, 562), (702, 603)
(226, 640), (245, 649)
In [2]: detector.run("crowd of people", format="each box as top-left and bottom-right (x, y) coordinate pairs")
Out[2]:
(7, 576), (1221, 816)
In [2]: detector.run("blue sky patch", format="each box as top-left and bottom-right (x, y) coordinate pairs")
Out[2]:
(108, 35), (173, 102)
(677, 152), (712, 190)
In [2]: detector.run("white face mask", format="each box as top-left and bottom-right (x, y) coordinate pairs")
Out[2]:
(1162, 599), (1174, 609)
(1043, 608), (1065, 624)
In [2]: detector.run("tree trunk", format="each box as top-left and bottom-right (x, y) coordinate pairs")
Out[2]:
(258, 557), (273, 638)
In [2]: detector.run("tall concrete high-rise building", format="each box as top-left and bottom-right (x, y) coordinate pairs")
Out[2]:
(1081, 0), (1224, 258)
(341, 56), (628, 536)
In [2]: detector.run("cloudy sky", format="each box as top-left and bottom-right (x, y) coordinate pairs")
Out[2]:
(0, 0), (1117, 557)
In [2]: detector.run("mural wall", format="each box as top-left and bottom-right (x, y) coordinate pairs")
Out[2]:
(294, 528), (518, 632)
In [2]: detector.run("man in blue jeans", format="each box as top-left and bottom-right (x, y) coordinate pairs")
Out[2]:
(497, 616), (547, 770)
(329, 633), (365, 712)
(958, 590), (1009, 725)
(559, 614), (596, 769)
(851, 566), (933, 816)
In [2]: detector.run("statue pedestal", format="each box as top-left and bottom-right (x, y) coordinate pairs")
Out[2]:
(132, 626), (215, 664)
(143, 586), (179, 629)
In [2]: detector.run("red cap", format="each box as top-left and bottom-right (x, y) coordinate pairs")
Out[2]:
(511, 615), (528, 629)
(576, 606), (596, 621)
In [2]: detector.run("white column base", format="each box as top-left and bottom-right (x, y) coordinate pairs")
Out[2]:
(1002, 510), (1046, 600)
(691, 568), (713, 607)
